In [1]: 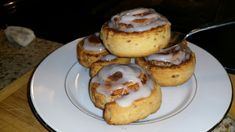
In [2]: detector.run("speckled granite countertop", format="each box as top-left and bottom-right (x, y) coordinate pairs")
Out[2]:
(0, 30), (62, 89)
(0, 30), (234, 131)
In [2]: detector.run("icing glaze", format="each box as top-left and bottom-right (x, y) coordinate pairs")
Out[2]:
(108, 8), (169, 32)
(83, 33), (105, 52)
(100, 54), (117, 61)
(91, 64), (154, 107)
(145, 44), (192, 66)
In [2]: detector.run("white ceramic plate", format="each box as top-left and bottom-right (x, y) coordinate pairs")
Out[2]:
(30, 38), (232, 132)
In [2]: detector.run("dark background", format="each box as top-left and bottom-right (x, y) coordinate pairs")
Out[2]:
(1, 0), (235, 43)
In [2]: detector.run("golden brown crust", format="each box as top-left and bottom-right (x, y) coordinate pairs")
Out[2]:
(90, 82), (116, 109)
(103, 83), (161, 125)
(89, 57), (131, 77)
(136, 53), (196, 86)
(90, 79), (161, 124)
(100, 23), (171, 57)
(77, 39), (109, 68)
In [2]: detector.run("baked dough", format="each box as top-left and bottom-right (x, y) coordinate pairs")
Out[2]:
(136, 41), (196, 86)
(77, 33), (109, 67)
(89, 54), (131, 77)
(89, 64), (161, 125)
(100, 8), (171, 57)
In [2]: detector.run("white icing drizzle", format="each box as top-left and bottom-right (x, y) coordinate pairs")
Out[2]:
(145, 44), (192, 65)
(83, 32), (105, 52)
(108, 8), (169, 32)
(116, 77), (153, 107)
(91, 64), (154, 107)
(100, 54), (117, 61)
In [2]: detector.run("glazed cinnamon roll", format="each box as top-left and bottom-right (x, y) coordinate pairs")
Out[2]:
(89, 64), (161, 125)
(136, 40), (196, 86)
(77, 32), (109, 67)
(89, 54), (131, 77)
(100, 8), (171, 57)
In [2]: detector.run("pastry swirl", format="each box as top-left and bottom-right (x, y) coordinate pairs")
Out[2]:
(145, 42), (192, 67)
(89, 64), (161, 124)
(83, 32), (106, 52)
(108, 8), (169, 32)
(136, 41), (196, 86)
(77, 32), (109, 67)
(89, 54), (131, 77)
(100, 8), (171, 57)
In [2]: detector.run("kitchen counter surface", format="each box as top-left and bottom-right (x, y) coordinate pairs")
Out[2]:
(0, 30), (62, 90)
(0, 30), (234, 131)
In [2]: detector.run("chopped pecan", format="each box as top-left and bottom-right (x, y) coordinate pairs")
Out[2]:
(107, 71), (123, 81)
(118, 23), (133, 30)
(88, 35), (101, 43)
(112, 88), (128, 96)
(127, 83), (139, 91)
(111, 83), (139, 96)
(133, 18), (150, 24)
(138, 73), (147, 84)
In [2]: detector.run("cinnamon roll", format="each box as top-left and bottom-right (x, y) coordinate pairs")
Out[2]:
(89, 64), (161, 125)
(77, 32), (109, 67)
(89, 54), (131, 77)
(136, 40), (196, 86)
(100, 8), (171, 57)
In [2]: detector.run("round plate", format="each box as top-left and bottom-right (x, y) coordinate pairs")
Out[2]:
(30, 38), (232, 132)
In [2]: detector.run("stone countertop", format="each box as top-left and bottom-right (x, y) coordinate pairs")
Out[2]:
(0, 30), (62, 89)
(0, 30), (234, 131)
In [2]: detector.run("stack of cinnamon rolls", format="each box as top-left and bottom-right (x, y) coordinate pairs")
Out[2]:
(77, 8), (196, 125)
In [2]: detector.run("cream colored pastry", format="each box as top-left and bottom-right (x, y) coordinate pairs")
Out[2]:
(136, 40), (196, 86)
(89, 54), (131, 77)
(100, 8), (171, 57)
(89, 64), (161, 125)
(77, 32), (109, 67)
